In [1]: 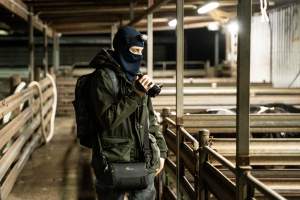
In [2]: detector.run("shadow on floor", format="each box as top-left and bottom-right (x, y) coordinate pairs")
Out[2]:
(60, 123), (96, 200)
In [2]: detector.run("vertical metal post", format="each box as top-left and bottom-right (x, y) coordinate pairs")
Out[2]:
(236, 0), (252, 199)
(197, 129), (210, 200)
(28, 10), (34, 82)
(214, 32), (219, 66)
(147, 0), (154, 79)
(225, 31), (231, 61)
(130, 0), (135, 21)
(176, 0), (184, 199)
(53, 32), (60, 73)
(43, 26), (48, 76)
(160, 108), (171, 200)
(111, 24), (118, 49)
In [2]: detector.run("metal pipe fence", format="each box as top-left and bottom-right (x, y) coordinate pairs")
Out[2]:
(160, 108), (290, 200)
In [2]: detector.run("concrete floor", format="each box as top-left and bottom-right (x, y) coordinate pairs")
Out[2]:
(7, 117), (96, 200)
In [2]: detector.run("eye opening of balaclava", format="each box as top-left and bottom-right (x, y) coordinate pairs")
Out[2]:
(112, 26), (146, 81)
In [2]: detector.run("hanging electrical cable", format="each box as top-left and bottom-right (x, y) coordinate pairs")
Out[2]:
(260, 0), (270, 22)
(28, 73), (57, 144)
(45, 73), (57, 143)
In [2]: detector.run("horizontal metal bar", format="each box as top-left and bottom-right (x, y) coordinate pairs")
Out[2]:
(164, 128), (197, 175)
(179, 126), (198, 150)
(182, 176), (196, 200)
(212, 155), (300, 166)
(152, 95), (300, 107)
(164, 158), (196, 199)
(181, 143), (196, 175)
(185, 127), (300, 134)
(221, 169), (300, 179)
(203, 146), (236, 173)
(202, 162), (236, 200)
(163, 186), (177, 200)
(211, 138), (300, 155)
(160, 87), (300, 96)
(246, 173), (287, 200)
(165, 128), (176, 153)
(169, 114), (300, 133)
(165, 117), (176, 126)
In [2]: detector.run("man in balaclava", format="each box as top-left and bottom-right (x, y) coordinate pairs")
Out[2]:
(112, 26), (145, 81)
(88, 26), (168, 200)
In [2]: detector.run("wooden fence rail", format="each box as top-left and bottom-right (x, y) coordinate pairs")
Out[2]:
(0, 76), (56, 200)
(160, 108), (293, 200)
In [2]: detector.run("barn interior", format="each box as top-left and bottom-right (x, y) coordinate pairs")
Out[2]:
(0, 0), (300, 200)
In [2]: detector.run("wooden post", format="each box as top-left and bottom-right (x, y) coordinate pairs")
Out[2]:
(28, 10), (34, 82)
(197, 129), (210, 200)
(158, 107), (171, 200)
(9, 74), (21, 95)
(34, 66), (40, 81)
(43, 25), (48, 77)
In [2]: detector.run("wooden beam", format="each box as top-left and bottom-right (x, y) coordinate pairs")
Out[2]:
(37, 4), (197, 14)
(0, 0), (54, 37)
(52, 22), (112, 30)
(59, 20), (213, 35)
(127, 0), (171, 26)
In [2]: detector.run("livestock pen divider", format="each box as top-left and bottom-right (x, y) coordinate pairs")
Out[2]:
(158, 108), (289, 200)
(0, 75), (56, 200)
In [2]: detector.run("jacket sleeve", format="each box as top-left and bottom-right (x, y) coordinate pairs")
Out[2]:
(147, 97), (168, 158)
(89, 69), (141, 130)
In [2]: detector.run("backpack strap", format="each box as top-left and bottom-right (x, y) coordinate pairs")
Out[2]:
(103, 67), (119, 97)
(143, 117), (151, 164)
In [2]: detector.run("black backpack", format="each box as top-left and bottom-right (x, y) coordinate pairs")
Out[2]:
(72, 68), (118, 148)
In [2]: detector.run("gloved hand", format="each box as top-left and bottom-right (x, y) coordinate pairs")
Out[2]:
(134, 75), (154, 97)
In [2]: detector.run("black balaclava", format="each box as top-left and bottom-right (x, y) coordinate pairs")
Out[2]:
(112, 26), (144, 81)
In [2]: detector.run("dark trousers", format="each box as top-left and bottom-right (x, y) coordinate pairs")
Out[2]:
(95, 173), (156, 200)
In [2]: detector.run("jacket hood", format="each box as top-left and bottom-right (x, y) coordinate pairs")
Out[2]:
(89, 49), (121, 72)
(89, 48), (142, 81)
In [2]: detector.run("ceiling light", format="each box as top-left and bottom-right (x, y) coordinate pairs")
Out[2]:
(197, 1), (220, 14)
(168, 19), (177, 28)
(227, 21), (239, 34)
(0, 30), (9, 36)
(207, 22), (220, 31)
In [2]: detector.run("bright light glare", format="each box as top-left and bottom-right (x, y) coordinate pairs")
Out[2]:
(0, 30), (8, 35)
(207, 22), (219, 31)
(168, 19), (177, 28)
(197, 2), (220, 14)
(227, 21), (239, 34)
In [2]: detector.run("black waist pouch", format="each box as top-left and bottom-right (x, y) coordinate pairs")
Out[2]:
(104, 162), (149, 190)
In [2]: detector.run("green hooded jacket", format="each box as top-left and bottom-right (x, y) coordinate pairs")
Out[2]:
(88, 49), (168, 174)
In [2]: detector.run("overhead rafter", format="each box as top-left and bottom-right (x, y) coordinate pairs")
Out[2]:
(127, 0), (171, 26)
(59, 16), (215, 35)
(0, 0), (54, 37)
(36, 4), (197, 14)
(17, 0), (244, 35)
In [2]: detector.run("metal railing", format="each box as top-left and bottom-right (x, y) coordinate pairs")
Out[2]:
(0, 76), (56, 199)
(152, 90), (300, 112)
(160, 108), (290, 200)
